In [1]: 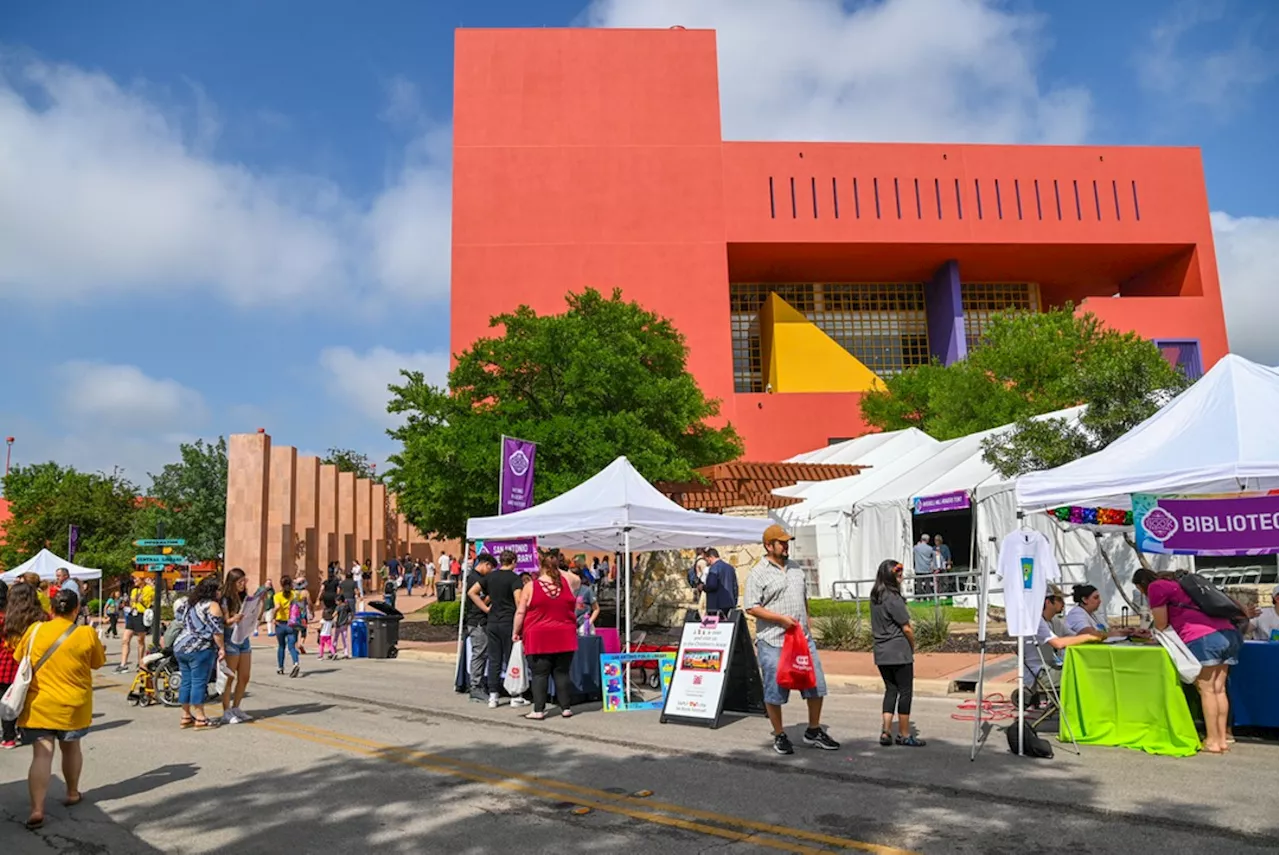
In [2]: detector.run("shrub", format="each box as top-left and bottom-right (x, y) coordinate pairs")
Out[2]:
(426, 600), (460, 626)
(812, 613), (872, 652)
(86, 598), (102, 615)
(913, 608), (953, 652)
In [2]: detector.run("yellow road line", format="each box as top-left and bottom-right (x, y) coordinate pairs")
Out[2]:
(265, 718), (916, 855)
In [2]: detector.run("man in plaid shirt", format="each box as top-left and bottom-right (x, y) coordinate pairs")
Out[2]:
(744, 523), (840, 756)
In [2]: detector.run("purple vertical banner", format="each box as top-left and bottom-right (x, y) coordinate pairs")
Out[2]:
(498, 436), (537, 515)
(68, 524), (80, 560)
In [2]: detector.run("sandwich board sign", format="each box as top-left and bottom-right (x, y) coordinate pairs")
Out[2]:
(661, 610), (765, 729)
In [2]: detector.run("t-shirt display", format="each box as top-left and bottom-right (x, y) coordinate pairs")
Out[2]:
(996, 530), (1059, 637)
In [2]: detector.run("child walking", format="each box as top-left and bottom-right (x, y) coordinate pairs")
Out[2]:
(317, 607), (336, 660)
(334, 595), (353, 659)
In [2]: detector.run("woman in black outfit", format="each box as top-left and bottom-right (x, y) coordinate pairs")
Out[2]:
(870, 559), (925, 747)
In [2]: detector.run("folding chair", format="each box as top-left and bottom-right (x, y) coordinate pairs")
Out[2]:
(1021, 638), (1079, 753)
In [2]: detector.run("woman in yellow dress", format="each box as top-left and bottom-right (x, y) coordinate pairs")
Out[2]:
(9, 587), (106, 829)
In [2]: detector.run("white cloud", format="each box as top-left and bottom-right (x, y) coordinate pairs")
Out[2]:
(586, 0), (1091, 144)
(59, 361), (207, 430)
(318, 346), (450, 426)
(1135, 2), (1274, 115)
(1211, 212), (1279, 365)
(0, 57), (452, 308)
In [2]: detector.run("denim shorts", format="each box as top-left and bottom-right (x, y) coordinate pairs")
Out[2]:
(24, 727), (89, 743)
(1186, 628), (1242, 666)
(756, 634), (827, 706)
(224, 629), (252, 655)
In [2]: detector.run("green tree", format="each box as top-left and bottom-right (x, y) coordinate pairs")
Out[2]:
(0, 462), (142, 577)
(859, 306), (1187, 476)
(147, 437), (228, 562)
(385, 288), (743, 539)
(322, 448), (379, 481)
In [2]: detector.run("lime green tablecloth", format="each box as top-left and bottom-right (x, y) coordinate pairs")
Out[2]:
(1058, 645), (1201, 757)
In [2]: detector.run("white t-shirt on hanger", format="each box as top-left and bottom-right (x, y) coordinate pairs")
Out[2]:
(996, 530), (1060, 637)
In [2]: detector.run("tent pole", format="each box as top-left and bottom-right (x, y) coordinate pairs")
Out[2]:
(969, 534), (990, 761)
(624, 529), (632, 654)
(1016, 639), (1025, 756)
(455, 540), (470, 690)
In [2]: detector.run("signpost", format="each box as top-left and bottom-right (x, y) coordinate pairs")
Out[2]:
(133, 534), (186, 651)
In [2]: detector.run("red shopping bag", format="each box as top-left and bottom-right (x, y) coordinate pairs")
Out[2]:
(776, 624), (817, 691)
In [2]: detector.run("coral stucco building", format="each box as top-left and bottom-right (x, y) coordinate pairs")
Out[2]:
(449, 27), (1229, 461)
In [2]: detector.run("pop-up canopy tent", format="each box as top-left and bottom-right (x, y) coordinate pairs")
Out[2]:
(1, 549), (103, 583)
(1017, 354), (1280, 511)
(466, 456), (770, 650)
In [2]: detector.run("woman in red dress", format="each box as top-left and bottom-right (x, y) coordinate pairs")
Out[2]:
(513, 554), (581, 720)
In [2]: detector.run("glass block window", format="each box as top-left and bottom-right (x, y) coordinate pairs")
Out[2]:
(961, 283), (1040, 352)
(728, 283), (930, 392)
(1154, 340), (1203, 381)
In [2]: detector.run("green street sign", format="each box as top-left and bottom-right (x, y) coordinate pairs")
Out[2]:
(134, 554), (189, 565)
(134, 539), (186, 547)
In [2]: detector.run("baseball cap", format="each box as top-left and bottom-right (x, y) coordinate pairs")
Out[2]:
(762, 523), (793, 545)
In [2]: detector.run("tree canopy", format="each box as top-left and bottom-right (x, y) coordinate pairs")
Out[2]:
(322, 448), (379, 481)
(858, 306), (1187, 478)
(147, 437), (228, 562)
(385, 288), (743, 539)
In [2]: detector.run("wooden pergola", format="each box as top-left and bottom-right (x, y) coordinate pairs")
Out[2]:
(656, 461), (864, 511)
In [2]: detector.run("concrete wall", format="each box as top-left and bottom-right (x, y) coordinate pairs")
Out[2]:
(337, 471), (356, 570)
(295, 455), (320, 592)
(265, 445), (297, 585)
(224, 433), (271, 586)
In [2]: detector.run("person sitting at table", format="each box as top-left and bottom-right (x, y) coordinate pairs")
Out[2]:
(1064, 585), (1143, 638)
(1023, 588), (1105, 691)
(1246, 586), (1279, 642)
(1133, 568), (1243, 755)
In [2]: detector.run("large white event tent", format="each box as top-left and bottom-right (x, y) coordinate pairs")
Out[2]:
(1016, 354), (1280, 511)
(1, 549), (103, 583)
(773, 407), (1179, 617)
(466, 456), (770, 650)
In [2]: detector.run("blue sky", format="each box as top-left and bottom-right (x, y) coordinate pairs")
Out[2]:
(1, 0), (1276, 486)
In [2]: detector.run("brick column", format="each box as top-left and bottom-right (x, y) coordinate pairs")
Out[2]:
(396, 511), (410, 559)
(338, 471), (356, 570)
(355, 478), (372, 566)
(265, 445), (297, 586)
(318, 464), (339, 570)
(224, 433), (271, 587)
(371, 483), (388, 571)
(295, 455), (321, 594)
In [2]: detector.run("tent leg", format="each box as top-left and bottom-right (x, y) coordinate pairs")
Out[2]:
(1016, 641), (1025, 756)
(969, 551), (990, 762)
(455, 541), (470, 691)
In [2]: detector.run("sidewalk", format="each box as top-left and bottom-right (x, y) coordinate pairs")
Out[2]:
(393, 639), (1018, 696)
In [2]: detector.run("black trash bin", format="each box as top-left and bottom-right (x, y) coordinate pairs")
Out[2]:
(365, 600), (404, 659)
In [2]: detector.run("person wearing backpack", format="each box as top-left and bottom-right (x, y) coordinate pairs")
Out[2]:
(1134, 569), (1244, 754)
(273, 577), (303, 678)
(383, 572), (397, 611)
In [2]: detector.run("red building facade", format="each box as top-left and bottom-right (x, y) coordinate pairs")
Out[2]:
(450, 28), (1229, 461)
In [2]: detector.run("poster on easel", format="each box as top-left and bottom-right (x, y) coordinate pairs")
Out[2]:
(600, 652), (675, 712)
(661, 610), (766, 729)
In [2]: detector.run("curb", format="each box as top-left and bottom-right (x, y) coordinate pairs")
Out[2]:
(393, 648), (971, 697)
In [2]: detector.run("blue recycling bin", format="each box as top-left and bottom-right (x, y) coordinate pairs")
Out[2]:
(351, 618), (369, 658)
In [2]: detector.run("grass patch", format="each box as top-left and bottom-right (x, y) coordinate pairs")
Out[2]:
(809, 598), (974, 624)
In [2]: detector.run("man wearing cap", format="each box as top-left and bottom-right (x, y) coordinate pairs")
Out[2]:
(744, 523), (840, 755)
(1248, 586), (1279, 641)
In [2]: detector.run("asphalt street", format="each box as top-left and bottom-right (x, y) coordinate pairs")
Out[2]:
(0, 651), (1275, 854)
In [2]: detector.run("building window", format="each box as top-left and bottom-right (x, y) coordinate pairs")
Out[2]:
(961, 283), (1040, 352)
(1154, 340), (1203, 381)
(729, 283), (930, 393)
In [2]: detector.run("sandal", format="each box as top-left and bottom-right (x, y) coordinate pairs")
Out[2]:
(523, 711), (547, 721)
(192, 717), (219, 729)
(879, 731), (893, 746)
(25, 815), (43, 830)
(180, 715), (195, 729)
(63, 793), (82, 807)
(895, 735), (926, 747)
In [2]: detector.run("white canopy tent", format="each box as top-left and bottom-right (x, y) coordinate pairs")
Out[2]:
(1, 548), (103, 583)
(466, 456), (770, 651)
(1017, 354), (1280, 511)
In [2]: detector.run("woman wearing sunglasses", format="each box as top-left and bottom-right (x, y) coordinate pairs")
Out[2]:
(870, 559), (925, 747)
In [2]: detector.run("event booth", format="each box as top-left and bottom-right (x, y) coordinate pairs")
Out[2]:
(1, 548), (103, 584)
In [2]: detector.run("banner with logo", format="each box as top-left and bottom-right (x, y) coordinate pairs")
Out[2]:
(912, 490), (970, 515)
(68, 524), (80, 560)
(1133, 492), (1280, 556)
(498, 436), (537, 515)
(600, 652), (675, 712)
(473, 537), (539, 574)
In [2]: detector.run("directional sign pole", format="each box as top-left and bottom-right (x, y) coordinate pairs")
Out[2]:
(151, 524), (166, 653)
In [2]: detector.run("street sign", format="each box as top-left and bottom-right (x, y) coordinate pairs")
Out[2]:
(134, 539), (186, 547)
(134, 554), (189, 565)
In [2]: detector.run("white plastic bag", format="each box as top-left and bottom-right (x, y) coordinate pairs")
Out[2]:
(1153, 626), (1202, 684)
(503, 639), (530, 695)
(0, 626), (39, 719)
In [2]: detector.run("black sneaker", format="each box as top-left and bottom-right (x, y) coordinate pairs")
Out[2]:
(803, 727), (840, 750)
(772, 732), (794, 755)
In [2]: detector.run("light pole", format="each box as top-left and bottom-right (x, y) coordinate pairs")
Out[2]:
(4, 436), (12, 478)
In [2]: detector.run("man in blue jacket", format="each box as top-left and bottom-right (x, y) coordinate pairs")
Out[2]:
(702, 548), (739, 617)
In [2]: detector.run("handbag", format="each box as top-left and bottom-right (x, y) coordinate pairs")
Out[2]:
(1152, 626), (1201, 684)
(776, 624), (817, 691)
(1, 622), (79, 719)
(503, 639), (530, 695)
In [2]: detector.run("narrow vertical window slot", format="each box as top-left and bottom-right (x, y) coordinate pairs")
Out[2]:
(934, 178), (943, 218)
(994, 179), (1003, 219)
(1053, 179), (1062, 220)
(974, 178), (984, 220)
(853, 178), (861, 218)
(1014, 179), (1023, 220)
(873, 178), (882, 219)
(914, 178), (922, 219)
(1072, 180), (1082, 220)
(790, 177), (797, 219)
(1131, 180), (1141, 220)
(1034, 179), (1043, 220)
(1112, 180), (1121, 220)
(811, 177), (819, 218)
(768, 177), (776, 219)
(831, 177), (840, 219)
(954, 178), (964, 220)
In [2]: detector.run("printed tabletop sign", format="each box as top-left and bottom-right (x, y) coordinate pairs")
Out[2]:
(1134, 492), (1280, 556)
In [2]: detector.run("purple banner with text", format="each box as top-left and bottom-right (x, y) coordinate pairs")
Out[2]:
(498, 436), (537, 515)
(1134, 492), (1280, 556)
(912, 490), (970, 515)
(474, 538), (540, 574)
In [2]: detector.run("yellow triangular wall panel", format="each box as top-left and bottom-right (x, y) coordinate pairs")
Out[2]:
(761, 293), (884, 393)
